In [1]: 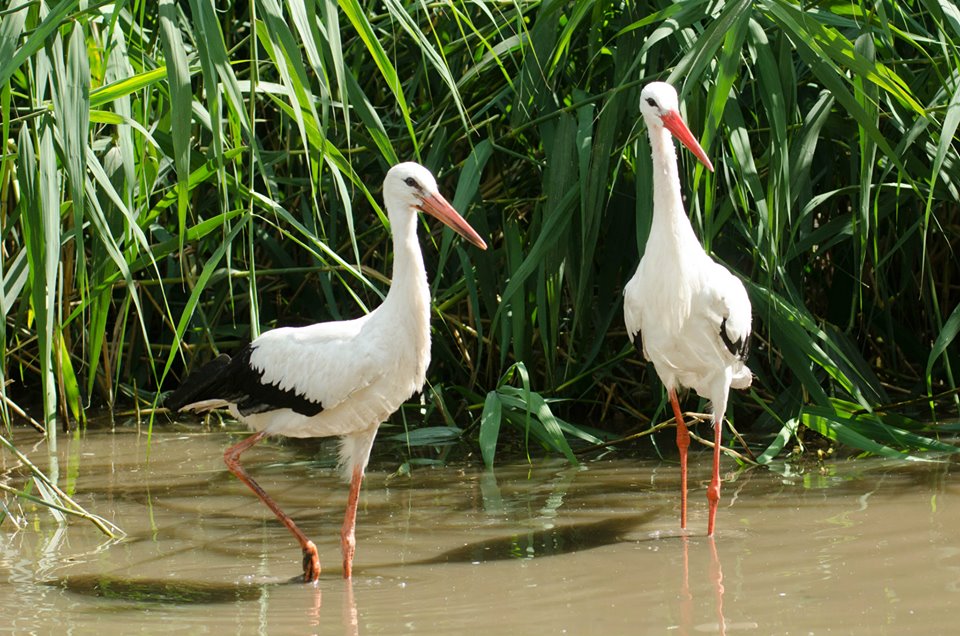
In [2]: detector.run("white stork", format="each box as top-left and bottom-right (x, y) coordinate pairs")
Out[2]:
(165, 162), (487, 581)
(623, 82), (752, 536)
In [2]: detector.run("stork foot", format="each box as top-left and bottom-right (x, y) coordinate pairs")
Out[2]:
(302, 540), (321, 583)
(707, 479), (721, 536)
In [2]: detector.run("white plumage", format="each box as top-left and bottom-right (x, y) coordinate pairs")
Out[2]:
(167, 162), (487, 581)
(624, 82), (752, 536)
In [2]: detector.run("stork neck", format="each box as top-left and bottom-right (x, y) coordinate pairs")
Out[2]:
(384, 208), (429, 312)
(648, 125), (699, 247)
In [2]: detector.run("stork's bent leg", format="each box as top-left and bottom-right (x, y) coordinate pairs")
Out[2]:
(340, 464), (365, 579)
(224, 431), (321, 582)
(707, 417), (723, 536)
(669, 389), (689, 530)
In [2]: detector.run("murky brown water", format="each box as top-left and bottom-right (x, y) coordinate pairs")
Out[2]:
(2, 424), (959, 634)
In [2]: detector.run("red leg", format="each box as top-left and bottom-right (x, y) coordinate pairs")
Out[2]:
(668, 389), (689, 530)
(340, 464), (365, 579)
(707, 415), (722, 536)
(224, 431), (321, 583)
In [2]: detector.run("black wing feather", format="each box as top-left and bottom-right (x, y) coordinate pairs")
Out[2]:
(719, 317), (750, 360)
(164, 345), (323, 417)
(632, 333), (645, 359)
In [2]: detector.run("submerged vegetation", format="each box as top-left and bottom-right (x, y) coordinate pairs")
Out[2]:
(1, 0), (959, 513)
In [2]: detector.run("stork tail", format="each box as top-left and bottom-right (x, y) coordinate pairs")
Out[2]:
(163, 353), (234, 412)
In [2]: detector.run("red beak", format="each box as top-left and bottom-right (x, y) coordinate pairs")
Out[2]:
(661, 110), (714, 172)
(418, 192), (488, 250)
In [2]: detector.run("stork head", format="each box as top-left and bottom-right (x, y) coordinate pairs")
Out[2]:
(639, 82), (714, 172)
(384, 162), (487, 250)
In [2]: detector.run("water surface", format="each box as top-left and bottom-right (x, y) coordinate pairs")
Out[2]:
(2, 425), (959, 634)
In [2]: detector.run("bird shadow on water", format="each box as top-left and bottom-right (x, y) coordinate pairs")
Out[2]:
(411, 510), (662, 564)
(47, 573), (355, 635)
(44, 574), (267, 604)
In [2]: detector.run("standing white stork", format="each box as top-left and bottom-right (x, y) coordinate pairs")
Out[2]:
(623, 82), (751, 536)
(165, 162), (487, 581)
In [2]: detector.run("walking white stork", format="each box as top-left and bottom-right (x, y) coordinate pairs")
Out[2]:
(623, 82), (752, 536)
(165, 162), (487, 581)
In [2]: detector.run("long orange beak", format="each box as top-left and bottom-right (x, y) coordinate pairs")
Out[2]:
(661, 110), (714, 172)
(418, 192), (488, 250)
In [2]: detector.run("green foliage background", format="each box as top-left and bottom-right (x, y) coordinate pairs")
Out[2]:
(2, 0), (959, 468)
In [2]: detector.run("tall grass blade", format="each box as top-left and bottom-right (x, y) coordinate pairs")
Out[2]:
(158, 0), (194, 244)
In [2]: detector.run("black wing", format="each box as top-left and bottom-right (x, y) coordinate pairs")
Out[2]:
(719, 317), (751, 360)
(631, 333), (646, 360)
(164, 345), (324, 417)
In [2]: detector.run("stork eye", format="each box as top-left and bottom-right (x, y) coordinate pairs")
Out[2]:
(404, 177), (418, 188)
(645, 98), (657, 107)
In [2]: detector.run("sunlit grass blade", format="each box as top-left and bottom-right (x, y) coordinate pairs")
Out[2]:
(158, 0), (194, 244)
(19, 122), (61, 433)
(90, 67), (168, 108)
